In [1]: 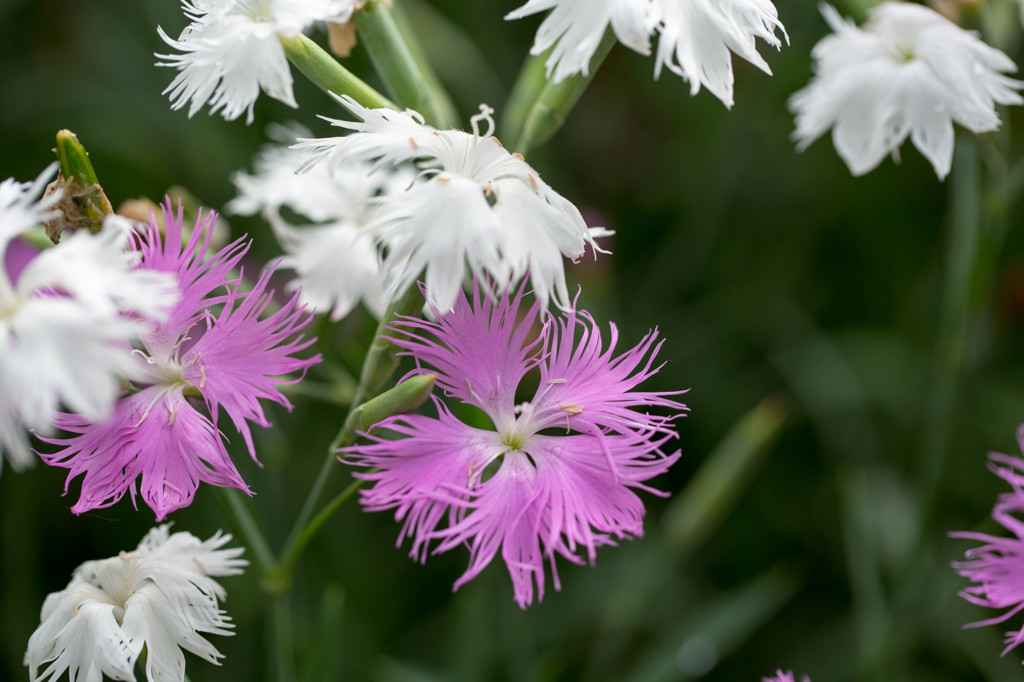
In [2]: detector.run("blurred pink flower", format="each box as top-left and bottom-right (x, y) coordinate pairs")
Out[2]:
(762, 671), (810, 682)
(952, 425), (1024, 655)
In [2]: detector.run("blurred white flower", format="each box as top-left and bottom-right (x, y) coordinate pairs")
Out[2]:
(789, 2), (1024, 179)
(0, 164), (59, 246)
(157, 0), (355, 124)
(506, 0), (786, 108)
(25, 525), (246, 682)
(295, 96), (608, 312)
(0, 170), (178, 470)
(228, 123), (410, 319)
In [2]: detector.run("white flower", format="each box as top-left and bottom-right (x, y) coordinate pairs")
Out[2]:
(157, 0), (356, 124)
(295, 96), (608, 312)
(228, 124), (410, 319)
(0, 172), (179, 470)
(25, 525), (246, 682)
(505, 0), (786, 108)
(0, 164), (59, 246)
(789, 2), (1024, 180)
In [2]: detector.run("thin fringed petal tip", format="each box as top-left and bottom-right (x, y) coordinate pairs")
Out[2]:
(0, 168), (179, 472)
(293, 97), (609, 313)
(789, 2), (1024, 180)
(156, 0), (356, 124)
(950, 425), (1024, 657)
(229, 122), (412, 320)
(762, 671), (811, 682)
(505, 0), (786, 107)
(345, 280), (688, 608)
(38, 199), (321, 521)
(0, 162), (59, 245)
(24, 525), (246, 682)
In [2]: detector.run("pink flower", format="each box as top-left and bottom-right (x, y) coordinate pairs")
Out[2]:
(40, 201), (320, 521)
(762, 671), (810, 682)
(951, 425), (1024, 656)
(345, 282), (686, 608)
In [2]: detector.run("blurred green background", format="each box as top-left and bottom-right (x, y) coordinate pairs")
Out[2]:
(5, 0), (1024, 680)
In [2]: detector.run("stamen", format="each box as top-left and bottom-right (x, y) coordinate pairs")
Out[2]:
(527, 173), (538, 189)
(558, 402), (584, 415)
(490, 135), (503, 148)
(465, 378), (484, 403)
(470, 104), (496, 140)
(199, 365), (208, 389)
(547, 378), (567, 384)
(131, 348), (157, 365)
(435, 176), (451, 184)
(512, 152), (525, 161)
(408, 136), (419, 150)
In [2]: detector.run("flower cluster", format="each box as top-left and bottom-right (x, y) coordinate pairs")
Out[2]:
(0, 166), (179, 470)
(790, 2), (1024, 179)
(25, 525), (246, 682)
(39, 200), (320, 521)
(158, 0), (355, 123)
(346, 282), (686, 608)
(229, 123), (413, 320)
(952, 426), (1024, 654)
(507, 0), (787, 107)
(295, 96), (608, 313)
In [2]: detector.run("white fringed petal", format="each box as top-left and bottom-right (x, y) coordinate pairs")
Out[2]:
(294, 96), (606, 312)
(24, 526), (246, 682)
(790, 2), (1024, 179)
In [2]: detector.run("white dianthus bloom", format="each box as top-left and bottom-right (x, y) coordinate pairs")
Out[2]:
(0, 164), (59, 247)
(157, 0), (355, 124)
(25, 525), (246, 682)
(789, 2), (1024, 180)
(228, 124), (410, 319)
(294, 96), (608, 312)
(0, 173), (179, 470)
(506, 0), (786, 108)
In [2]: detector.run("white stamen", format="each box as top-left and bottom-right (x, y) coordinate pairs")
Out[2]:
(470, 104), (496, 140)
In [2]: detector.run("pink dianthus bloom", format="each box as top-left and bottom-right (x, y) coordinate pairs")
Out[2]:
(951, 425), (1024, 656)
(40, 200), (320, 521)
(346, 282), (687, 608)
(762, 671), (810, 682)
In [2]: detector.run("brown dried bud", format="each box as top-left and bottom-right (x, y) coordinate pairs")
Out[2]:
(42, 172), (112, 244)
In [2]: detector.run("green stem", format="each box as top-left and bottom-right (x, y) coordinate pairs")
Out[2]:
(279, 478), (366, 579)
(270, 593), (295, 682)
(919, 136), (981, 513)
(214, 488), (279, 578)
(277, 283), (426, 580)
(279, 33), (396, 110)
(356, 0), (458, 128)
(505, 30), (616, 155)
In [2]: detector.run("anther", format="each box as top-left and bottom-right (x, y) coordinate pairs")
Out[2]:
(409, 136), (419, 150)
